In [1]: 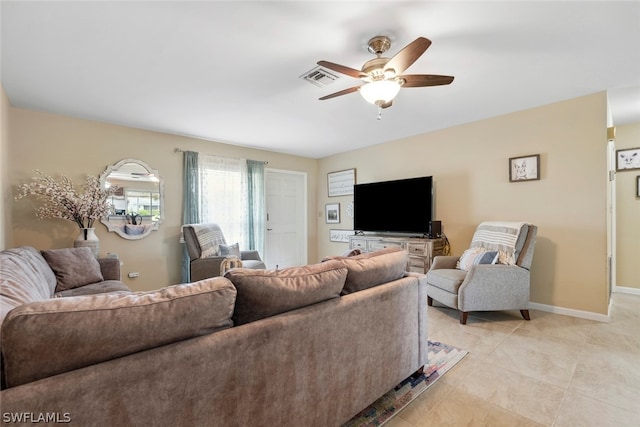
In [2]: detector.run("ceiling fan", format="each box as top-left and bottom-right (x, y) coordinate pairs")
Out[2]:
(317, 36), (454, 118)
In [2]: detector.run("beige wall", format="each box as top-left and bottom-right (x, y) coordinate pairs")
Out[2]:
(9, 107), (318, 291)
(0, 84), (10, 249)
(615, 122), (640, 289)
(5, 91), (615, 314)
(318, 92), (609, 315)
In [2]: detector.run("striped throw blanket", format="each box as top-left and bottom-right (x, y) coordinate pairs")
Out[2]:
(188, 223), (227, 258)
(470, 222), (528, 265)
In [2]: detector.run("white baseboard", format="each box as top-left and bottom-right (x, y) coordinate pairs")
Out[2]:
(529, 302), (610, 323)
(614, 286), (640, 296)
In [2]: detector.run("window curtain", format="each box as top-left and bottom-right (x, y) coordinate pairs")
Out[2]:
(182, 153), (266, 282)
(181, 151), (200, 283)
(246, 160), (265, 255)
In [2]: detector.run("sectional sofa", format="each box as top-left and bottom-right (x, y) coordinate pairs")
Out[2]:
(0, 245), (427, 426)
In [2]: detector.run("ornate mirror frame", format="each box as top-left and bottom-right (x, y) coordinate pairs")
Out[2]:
(100, 159), (165, 240)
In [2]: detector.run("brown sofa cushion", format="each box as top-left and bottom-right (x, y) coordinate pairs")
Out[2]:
(54, 281), (131, 297)
(41, 247), (104, 292)
(333, 246), (409, 295)
(225, 260), (347, 326)
(1, 277), (236, 388)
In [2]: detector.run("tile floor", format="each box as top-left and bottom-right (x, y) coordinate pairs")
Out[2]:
(386, 293), (640, 427)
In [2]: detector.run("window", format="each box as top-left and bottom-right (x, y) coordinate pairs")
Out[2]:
(198, 155), (249, 249)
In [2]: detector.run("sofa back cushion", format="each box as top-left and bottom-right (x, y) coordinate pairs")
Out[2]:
(1, 277), (236, 388)
(0, 247), (56, 326)
(41, 247), (104, 292)
(328, 246), (410, 295)
(225, 260), (347, 326)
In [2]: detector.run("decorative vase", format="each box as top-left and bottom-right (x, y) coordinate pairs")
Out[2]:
(74, 227), (100, 257)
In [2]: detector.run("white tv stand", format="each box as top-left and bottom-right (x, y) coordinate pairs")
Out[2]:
(348, 234), (445, 274)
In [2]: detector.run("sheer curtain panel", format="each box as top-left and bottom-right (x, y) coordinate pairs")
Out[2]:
(198, 154), (249, 250)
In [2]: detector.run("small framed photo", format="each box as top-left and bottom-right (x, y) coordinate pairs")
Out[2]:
(330, 229), (354, 243)
(325, 203), (340, 224)
(636, 176), (640, 198)
(616, 147), (640, 171)
(509, 154), (540, 182)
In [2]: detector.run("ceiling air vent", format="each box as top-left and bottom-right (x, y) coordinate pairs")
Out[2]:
(300, 66), (340, 88)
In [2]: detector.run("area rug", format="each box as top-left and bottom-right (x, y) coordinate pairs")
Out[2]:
(343, 340), (468, 427)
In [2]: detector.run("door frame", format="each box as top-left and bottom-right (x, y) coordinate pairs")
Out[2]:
(607, 138), (616, 296)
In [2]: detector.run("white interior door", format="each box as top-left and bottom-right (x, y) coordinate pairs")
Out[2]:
(264, 169), (307, 269)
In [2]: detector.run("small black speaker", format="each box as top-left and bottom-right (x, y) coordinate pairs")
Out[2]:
(429, 220), (442, 238)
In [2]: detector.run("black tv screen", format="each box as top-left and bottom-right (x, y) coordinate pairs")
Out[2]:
(353, 176), (433, 234)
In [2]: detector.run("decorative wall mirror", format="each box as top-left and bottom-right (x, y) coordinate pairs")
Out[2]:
(100, 159), (165, 240)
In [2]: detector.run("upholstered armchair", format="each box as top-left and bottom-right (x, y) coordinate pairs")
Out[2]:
(426, 222), (537, 324)
(183, 223), (266, 282)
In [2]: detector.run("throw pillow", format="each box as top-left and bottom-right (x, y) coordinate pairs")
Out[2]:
(320, 247), (361, 262)
(335, 246), (409, 295)
(41, 247), (104, 292)
(196, 226), (226, 258)
(225, 260), (347, 326)
(124, 224), (146, 236)
(456, 248), (499, 271)
(219, 242), (240, 257)
(1, 277), (236, 388)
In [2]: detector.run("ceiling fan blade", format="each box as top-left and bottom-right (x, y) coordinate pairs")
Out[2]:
(400, 74), (454, 87)
(319, 86), (361, 100)
(317, 60), (368, 79)
(384, 37), (431, 76)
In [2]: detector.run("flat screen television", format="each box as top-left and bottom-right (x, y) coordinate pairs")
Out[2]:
(353, 176), (433, 234)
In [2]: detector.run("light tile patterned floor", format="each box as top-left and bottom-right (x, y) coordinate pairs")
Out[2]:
(386, 293), (640, 427)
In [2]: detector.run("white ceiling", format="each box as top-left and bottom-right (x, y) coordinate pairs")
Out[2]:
(2, 1), (639, 159)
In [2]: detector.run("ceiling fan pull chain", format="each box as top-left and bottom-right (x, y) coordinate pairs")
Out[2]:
(377, 104), (383, 120)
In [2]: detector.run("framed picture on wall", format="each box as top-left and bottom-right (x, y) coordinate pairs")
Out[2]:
(509, 154), (540, 182)
(325, 203), (340, 224)
(616, 147), (640, 171)
(327, 169), (356, 197)
(330, 229), (354, 243)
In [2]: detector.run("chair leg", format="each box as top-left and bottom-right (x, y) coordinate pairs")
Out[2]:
(459, 311), (468, 325)
(427, 296), (433, 306)
(520, 309), (531, 321)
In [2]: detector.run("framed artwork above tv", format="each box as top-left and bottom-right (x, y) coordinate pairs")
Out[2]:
(327, 169), (356, 197)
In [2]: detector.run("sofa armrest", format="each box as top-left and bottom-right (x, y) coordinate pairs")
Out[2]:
(98, 258), (121, 281)
(240, 250), (262, 262)
(458, 264), (530, 311)
(430, 255), (460, 270)
(190, 257), (225, 281)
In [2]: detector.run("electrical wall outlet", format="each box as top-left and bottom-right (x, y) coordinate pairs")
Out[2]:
(128, 272), (140, 278)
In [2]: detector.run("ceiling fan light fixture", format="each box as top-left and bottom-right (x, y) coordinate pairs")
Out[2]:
(359, 80), (401, 105)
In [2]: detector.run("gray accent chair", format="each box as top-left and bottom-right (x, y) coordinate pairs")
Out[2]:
(426, 223), (537, 324)
(183, 224), (266, 282)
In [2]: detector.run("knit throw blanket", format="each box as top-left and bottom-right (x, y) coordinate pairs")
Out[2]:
(188, 223), (227, 258)
(470, 222), (528, 265)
